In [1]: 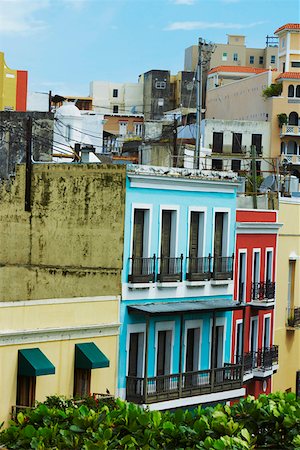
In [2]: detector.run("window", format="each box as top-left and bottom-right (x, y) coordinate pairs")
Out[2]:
(184, 320), (201, 382)
(222, 52), (228, 61)
(238, 251), (247, 302)
(188, 211), (205, 259)
(259, 56), (264, 65)
(16, 376), (36, 407)
(251, 134), (262, 155)
(296, 86), (300, 98)
(155, 321), (174, 388)
(73, 368), (91, 397)
(233, 53), (238, 62)
(113, 89), (118, 98)
(119, 121), (128, 136)
(270, 55), (276, 64)
(213, 211), (229, 259)
(235, 321), (243, 363)
(283, 62), (285, 72)
(128, 332), (145, 378)
(291, 61), (300, 68)
(249, 55), (254, 64)
(289, 112), (298, 126)
(253, 251), (260, 285)
(134, 122), (143, 136)
(250, 317), (258, 354)
(212, 132), (223, 153)
(232, 132), (242, 153)
(155, 81), (166, 89)
(160, 209), (177, 259)
(132, 209), (150, 258)
(113, 105), (119, 113)
(287, 141), (297, 155)
(231, 160), (241, 172)
(263, 316), (271, 349)
(288, 85), (295, 97)
(212, 159), (223, 171)
(287, 260), (296, 312)
(265, 250), (273, 283)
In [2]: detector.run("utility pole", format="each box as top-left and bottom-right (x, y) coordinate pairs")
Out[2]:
(195, 38), (215, 169)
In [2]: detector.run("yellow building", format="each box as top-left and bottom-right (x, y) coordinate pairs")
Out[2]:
(0, 163), (126, 424)
(273, 197), (300, 392)
(0, 52), (28, 111)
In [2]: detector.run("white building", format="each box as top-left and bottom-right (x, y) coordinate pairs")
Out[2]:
(90, 81), (143, 115)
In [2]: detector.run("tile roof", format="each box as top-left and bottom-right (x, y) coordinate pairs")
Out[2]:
(274, 23), (300, 34)
(208, 65), (271, 75)
(275, 72), (300, 80)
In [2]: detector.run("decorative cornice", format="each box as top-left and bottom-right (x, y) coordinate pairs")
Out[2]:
(236, 222), (283, 234)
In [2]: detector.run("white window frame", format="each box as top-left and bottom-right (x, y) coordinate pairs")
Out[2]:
(134, 122), (143, 137)
(262, 313), (272, 349)
(158, 205), (180, 258)
(154, 321), (175, 375)
(222, 52), (228, 61)
(211, 207), (231, 257)
(126, 323), (146, 377)
(186, 207), (207, 258)
(183, 319), (203, 371)
(233, 53), (238, 62)
(130, 203), (153, 258)
(271, 55), (276, 64)
(265, 248), (274, 282)
(237, 249), (247, 302)
(234, 319), (243, 363)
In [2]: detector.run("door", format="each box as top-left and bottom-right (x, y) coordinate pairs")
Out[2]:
(253, 251), (260, 299)
(235, 322), (243, 364)
(238, 252), (246, 302)
(161, 211), (172, 258)
(232, 133), (242, 153)
(156, 330), (172, 391)
(263, 317), (270, 350)
(250, 317), (258, 367)
(251, 134), (262, 155)
(128, 332), (145, 395)
(213, 325), (224, 383)
(185, 327), (200, 386)
(132, 209), (145, 275)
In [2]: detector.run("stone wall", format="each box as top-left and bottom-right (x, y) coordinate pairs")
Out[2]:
(0, 163), (126, 301)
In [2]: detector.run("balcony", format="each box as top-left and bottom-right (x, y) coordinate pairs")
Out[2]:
(286, 307), (300, 328)
(186, 256), (211, 281)
(251, 282), (276, 304)
(212, 255), (234, 280)
(280, 124), (300, 137)
(128, 256), (156, 283)
(126, 365), (242, 404)
(235, 346), (279, 379)
(157, 255), (183, 283)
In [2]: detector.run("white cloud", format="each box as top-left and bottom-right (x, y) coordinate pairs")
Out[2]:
(0, 0), (49, 34)
(165, 21), (265, 31)
(173, 0), (195, 5)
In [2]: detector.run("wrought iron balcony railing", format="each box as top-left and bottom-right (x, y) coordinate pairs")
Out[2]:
(158, 255), (183, 282)
(234, 346), (278, 374)
(126, 364), (242, 404)
(128, 255), (156, 283)
(286, 307), (300, 328)
(252, 282), (276, 302)
(186, 256), (211, 281)
(212, 255), (234, 280)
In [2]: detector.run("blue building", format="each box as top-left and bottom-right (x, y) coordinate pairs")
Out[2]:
(118, 165), (246, 410)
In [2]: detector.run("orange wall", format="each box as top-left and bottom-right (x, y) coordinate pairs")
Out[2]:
(16, 70), (28, 111)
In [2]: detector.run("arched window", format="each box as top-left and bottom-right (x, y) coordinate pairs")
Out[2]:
(288, 85), (294, 97)
(296, 85), (300, 98)
(287, 141), (297, 155)
(289, 112), (298, 126)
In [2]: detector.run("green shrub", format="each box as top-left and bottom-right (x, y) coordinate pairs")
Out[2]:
(262, 83), (283, 99)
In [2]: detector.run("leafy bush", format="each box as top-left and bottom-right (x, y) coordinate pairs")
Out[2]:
(0, 393), (299, 449)
(262, 83), (283, 99)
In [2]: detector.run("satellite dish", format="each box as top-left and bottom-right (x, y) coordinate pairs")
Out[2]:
(259, 175), (280, 193)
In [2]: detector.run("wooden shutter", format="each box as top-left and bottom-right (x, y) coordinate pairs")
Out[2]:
(161, 211), (172, 258)
(189, 212), (199, 258)
(133, 210), (144, 258)
(128, 333), (139, 377)
(214, 212), (224, 258)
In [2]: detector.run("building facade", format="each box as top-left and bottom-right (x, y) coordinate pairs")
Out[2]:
(117, 165), (246, 410)
(232, 209), (280, 397)
(0, 163), (126, 424)
(0, 52), (28, 112)
(90, 81), (143, 115)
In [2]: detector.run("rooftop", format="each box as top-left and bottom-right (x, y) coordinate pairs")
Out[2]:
(275, 72), (300, 81)
(208, 66), (272, 75)
(274, 23), (300, 34)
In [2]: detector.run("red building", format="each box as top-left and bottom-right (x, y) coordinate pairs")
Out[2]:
(232, 209), (281, 397)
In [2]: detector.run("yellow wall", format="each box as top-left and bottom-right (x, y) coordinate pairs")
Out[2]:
(0, 52), (17, 111)
(273, 199), (300, 392)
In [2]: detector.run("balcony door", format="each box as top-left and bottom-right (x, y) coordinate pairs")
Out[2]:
(235, 321), (243, 364)
(263, 316), (271, 350)
(250, 317), (258, 367)
(157, 330), (172, 377)
(238, 251), (246, 302)
(188, 211), (205, 274)
(128, 332), (145, 379)
(131, 208), (150, 278)
(160, 209), (177, 277)
(265, 250), (273, 283)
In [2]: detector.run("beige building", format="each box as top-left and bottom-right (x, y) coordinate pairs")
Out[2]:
(184, 33), (278, 72)
(273, 196), (300, 393)
(0, 163), (126, 424)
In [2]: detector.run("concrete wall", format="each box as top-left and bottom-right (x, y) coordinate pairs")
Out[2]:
(90, 81), (143, 115)
(0, 163), (126, 301)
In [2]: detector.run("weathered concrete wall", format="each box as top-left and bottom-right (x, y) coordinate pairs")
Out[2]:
(0, 111), (54, 180)
(0, 163), (126, 301)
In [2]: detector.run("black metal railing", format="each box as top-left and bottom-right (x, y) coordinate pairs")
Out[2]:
(186, 256), (211, 281)
(126, 365), (242, 404)
(252, 282), (276, 301)
(286, 307), (300, 328)
(158, 255), (183, 282)
(234, 346), (278, 375)
(128, 255), (156, 283)
(212, 255), (234, 280)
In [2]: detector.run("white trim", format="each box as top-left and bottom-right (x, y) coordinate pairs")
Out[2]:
(0, 295), (120, 308)
(158, 205), (180, 257)
(236, 222), (282, 234)
(130, 203), (153, 258)
(234, 319), (243, 363)
(212, 207), (231, 257)
(154, 321), (175, 375)
(0, 323), (120, 346)
(265, 247), (274, 282)
(187, 207), (207, 258)
(237, 249), (247, 303)
(126, 323), (146, 377)
(145, 388), (245, 410)
(183, 319), (203, 372)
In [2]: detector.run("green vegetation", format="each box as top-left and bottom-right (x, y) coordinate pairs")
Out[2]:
(277, 113), (288, 128)
(262, 82), (283, 99)
(0, 393), (299, 449)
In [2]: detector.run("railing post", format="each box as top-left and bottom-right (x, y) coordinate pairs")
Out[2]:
(231, 253), (234, 279)
(178, 314), (184, 398)
(210, 310), (216, 392)
(180, 254), (183, 282)
(144, 318), (149, 404)
(153, 254), (156, 283)
(208, 253), (212, 277)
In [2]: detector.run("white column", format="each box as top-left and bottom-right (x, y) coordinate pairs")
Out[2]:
(286, 32), (290, 71)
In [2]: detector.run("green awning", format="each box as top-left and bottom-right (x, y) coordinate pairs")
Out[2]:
(75, 343), (109, 369)
(18, 348), (55, 376)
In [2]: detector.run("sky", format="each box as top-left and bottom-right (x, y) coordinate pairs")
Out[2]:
(0, 0), (299, 96)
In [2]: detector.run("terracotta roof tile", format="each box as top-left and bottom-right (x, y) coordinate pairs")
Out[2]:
(274, 23), (300, 34)
(275, 72), (300, 80)
(208, 65), (271, 75)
